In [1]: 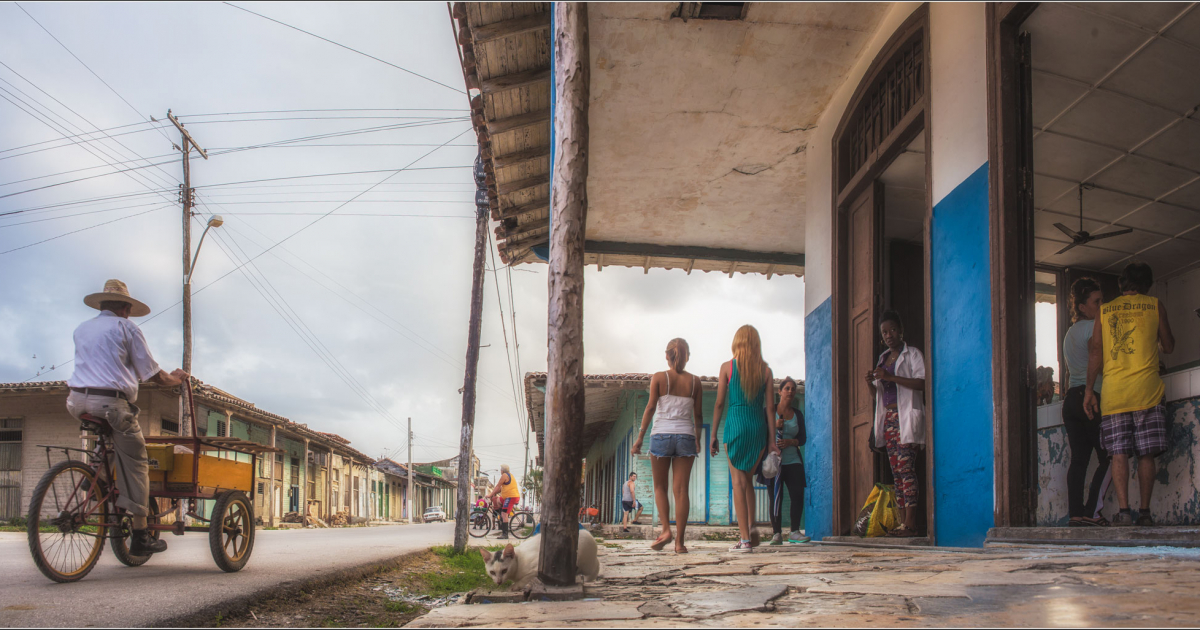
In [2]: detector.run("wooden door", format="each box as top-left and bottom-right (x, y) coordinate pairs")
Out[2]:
(848, 182), (882, 520)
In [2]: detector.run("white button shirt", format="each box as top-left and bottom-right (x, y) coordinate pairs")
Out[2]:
(67, 311), (162, 403)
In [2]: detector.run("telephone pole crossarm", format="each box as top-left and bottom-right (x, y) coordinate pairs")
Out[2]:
(167, 110), (209, 160)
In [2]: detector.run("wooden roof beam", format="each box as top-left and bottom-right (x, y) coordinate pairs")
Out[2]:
(503, 218), (549, 241)
(501, 229), (549, 252)
(482, 68), (552, 95)
(497, 175), (548, 196)
(497, 198), (549, 220)
(487, 109), (550, 135)
(493, 146), (551, 169)
(472, 13), (551, 46)
(583, 241), (805, 268)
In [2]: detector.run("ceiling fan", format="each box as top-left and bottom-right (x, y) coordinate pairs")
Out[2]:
(1053, 183), (1133, 255)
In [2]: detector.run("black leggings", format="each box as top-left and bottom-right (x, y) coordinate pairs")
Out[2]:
(768, 462), (806, 534)
(1062, 386), (1111, 519)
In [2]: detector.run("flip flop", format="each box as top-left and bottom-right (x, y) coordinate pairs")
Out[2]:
(650, 532), (673, 551)
(674, 544), (689, 554)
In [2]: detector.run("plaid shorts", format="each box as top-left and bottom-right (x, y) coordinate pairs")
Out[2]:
(1100, 404), (1168, 457)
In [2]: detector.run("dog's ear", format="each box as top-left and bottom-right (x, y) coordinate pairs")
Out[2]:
(480, 549), (491, 563)
(503, 544), (515, 558)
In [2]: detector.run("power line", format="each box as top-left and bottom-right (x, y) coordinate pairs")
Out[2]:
(222, 2), (465, 95)
(0, 119), (163, 157)
(0, 199), (169, 228)
(0, 205), (172, 256)
(177, 108), (469, 116)
(194, 164), (473, 190)
(0, 189), (170, 218)
(486, 227), (531, 440)
(15, 3), (175, 145)
(196, 197), (518, 403)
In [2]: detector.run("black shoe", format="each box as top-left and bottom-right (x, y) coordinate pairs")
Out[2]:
(1136, 512), (1155, 527)
(129, 529), (167, 555)
(1112, 511), (1134, 527)
(498, 523), (509, 540)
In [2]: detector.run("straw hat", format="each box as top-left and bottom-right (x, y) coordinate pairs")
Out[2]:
(83, 279), (151, 317)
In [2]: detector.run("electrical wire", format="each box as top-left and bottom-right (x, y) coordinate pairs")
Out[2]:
(177, 108), (468, 116)
(486, 227), (531, 440)
(0, 119), (163, 157)
(15, 3), (175, 145)
(195, 195), (518, 403)
(0, 204), (172, 256)
(222, 2), (465, 95)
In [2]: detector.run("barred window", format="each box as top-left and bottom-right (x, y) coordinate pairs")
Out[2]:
(841, 34), (924, 187)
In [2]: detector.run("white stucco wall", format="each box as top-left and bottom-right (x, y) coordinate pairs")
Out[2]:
(1161, 266), (1200, 370)
(803, 3), (924, 316)
(929, 2), (990, 205)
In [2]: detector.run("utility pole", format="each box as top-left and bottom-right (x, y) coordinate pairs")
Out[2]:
(167, 110), (207, 434)
(407, 417), (414, 523)
(454, 156), (489, 553)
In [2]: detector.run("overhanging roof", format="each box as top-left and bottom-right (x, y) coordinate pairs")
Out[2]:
(452, 2), (890, 277)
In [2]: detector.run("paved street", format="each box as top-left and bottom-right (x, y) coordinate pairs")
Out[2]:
(413, 538), (1200, 627)
(0, 523), (454, 628)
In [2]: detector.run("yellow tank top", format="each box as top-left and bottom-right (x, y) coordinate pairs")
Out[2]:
(1099, 294), (1163, 415)
(499, 473), (520, 499)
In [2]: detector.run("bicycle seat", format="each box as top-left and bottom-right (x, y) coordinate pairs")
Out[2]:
(79, 413), (113, 435)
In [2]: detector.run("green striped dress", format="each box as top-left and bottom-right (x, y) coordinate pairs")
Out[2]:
(723, 360), (768, 472)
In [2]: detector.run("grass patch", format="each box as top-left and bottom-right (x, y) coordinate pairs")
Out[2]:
(383, 601), (418, 614)
(424, 546), (495, 595)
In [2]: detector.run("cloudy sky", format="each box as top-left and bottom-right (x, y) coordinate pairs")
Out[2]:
(0, 2), (806, 484)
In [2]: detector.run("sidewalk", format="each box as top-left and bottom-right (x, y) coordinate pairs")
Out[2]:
(408, 536), (1200, 627)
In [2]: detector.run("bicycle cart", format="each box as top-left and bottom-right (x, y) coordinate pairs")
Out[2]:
(26, 382), (281, 583)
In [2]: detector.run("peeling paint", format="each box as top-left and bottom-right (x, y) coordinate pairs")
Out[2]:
(1037, 397), (1200, 525)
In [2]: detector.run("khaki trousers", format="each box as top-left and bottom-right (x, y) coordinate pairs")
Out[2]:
(66, 391), (150, 528)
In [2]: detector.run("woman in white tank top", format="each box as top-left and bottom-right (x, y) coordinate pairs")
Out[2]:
(631, 338), (704, 553)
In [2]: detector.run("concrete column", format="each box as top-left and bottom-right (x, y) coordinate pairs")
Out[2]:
(269, 425), (277, 527)
(302, 438), (310, 521)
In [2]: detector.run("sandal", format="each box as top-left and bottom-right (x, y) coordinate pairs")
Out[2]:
(650, 532), (673, 551)
(675, 543), (689, 554)
(887, 525), (919, 538)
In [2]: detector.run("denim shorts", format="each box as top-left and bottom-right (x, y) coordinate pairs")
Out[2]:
(649, 433), (698, 458)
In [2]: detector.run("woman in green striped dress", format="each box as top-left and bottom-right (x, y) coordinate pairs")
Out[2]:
(710, 325), (779, 552)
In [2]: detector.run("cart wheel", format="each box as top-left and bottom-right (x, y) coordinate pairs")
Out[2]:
(110, 498), (161, 567)
(209, 491), (255, 573)
(27, 460), (108, 583)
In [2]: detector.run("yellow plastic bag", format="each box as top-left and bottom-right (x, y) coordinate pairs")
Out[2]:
(852, 483), (900, 538)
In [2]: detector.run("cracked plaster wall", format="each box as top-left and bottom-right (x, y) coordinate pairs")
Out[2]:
(586, 2), (889, 254)
(1037, 394), (1200, 525)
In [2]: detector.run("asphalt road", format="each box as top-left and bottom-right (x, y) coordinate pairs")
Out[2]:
(0, 522), (455, 628)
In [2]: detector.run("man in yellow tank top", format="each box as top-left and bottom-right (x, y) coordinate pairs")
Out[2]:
(1084, 263), (1175, 527)
(488, 464), (521, 539)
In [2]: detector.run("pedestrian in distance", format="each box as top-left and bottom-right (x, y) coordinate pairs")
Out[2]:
(631, 338), (705, 553)
(1085, 262), (1175, 526)
(866, 310), (926, 538)
(711, 324), (779, 552)
(620, 472), (644, 532)
(65, 279), (189, 556)
(767, 376), (810, 545)
(1061, 277), (1112, 527)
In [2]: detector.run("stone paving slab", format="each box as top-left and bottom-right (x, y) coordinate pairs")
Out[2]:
(667, 584), (789, 617)
(406, 600), (644, 627)
(806, 583), (971, 599)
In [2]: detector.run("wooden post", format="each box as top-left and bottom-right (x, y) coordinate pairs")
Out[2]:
(538, 2), (590, 587)
(454, 158), (490, 553)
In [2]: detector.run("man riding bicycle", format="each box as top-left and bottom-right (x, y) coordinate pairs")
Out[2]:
(487, 464), (521, 539)
(65, 279), (188, 556)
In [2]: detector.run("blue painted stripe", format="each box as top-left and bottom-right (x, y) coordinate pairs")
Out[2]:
(930, 161), (995, 547)
(803, 297), (833, 540)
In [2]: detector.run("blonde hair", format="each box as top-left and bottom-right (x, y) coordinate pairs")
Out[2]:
(500, 464), (510, 474)
(731, 325), (766, 396)
(665, 338), (689, 373)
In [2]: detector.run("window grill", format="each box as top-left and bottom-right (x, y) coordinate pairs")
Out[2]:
(844, 35), (924, 183)
(160, 418), (179, 435)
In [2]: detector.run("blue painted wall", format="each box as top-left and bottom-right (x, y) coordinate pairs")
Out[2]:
(804, 297), (834, 541)
(930, 162), (994, 547)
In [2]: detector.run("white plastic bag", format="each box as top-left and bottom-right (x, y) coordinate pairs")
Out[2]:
(761, 451), (781, 479)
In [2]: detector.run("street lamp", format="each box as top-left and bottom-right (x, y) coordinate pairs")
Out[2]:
(187, 214), (224, 284)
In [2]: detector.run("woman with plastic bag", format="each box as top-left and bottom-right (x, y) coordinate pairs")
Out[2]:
(865, 310), (926, 537)
(765, 377), (809, 544)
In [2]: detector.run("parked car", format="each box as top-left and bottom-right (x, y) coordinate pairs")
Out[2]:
(423, 506), (447, 523)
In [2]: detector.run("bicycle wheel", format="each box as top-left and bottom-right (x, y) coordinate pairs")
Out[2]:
(508, 511), (535, 540)
(27, 460), (109, 583)
(109, 497), (162, 567)
(209, 491), (255, 572)
(468, 511), (492, 538)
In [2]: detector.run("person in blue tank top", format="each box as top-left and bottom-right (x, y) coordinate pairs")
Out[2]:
(710, 325), (779, 553)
